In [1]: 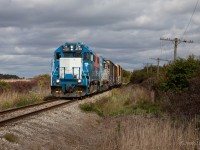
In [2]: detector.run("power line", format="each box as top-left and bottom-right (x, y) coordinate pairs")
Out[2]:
(182, 0), (199, 39)
(160, 37), (193, 61)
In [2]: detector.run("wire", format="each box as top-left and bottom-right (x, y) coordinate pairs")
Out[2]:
(181, 0), (199, 39)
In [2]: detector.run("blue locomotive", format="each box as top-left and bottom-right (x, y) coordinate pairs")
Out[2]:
(51, 42), (122, 97)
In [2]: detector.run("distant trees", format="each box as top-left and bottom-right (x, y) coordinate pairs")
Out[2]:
(0, 74), (20, 79)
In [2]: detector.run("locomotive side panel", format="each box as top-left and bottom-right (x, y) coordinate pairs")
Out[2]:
(116, 64), (122, 85)
(99, 57), (109, 91)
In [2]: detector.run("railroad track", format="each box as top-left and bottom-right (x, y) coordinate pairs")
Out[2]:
(0, 99), (76, 127)
(0, 87), (116, 127)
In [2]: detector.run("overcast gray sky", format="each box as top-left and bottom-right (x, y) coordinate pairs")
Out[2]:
(0, 0), (200, 78)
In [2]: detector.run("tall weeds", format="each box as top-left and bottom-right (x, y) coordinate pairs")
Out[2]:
(80, 85), (199, 149)
(99, 116), (198, 150)
(0, 74), (51, 110)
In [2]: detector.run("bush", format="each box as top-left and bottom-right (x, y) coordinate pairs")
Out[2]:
(159, 56), (200, 91)
(130, 70), (151, 84)
(32, 74), (51, 88)
(122, 70), (131, 83)
(130, 65), (159, 84)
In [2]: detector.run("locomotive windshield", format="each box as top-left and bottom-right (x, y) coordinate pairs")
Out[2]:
(63, 51), (82, 58)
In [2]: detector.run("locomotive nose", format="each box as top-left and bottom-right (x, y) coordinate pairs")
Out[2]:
(66, 85), (73, 93)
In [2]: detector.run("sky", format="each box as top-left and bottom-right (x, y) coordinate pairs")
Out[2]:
(0, 0), (200, 78)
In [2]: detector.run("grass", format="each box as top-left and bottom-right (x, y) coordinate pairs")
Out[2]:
(0, 75), (51, 111)
(80, 85), (199, 149)
(131, 101), (161, 115)
(79, 103), (104, 117)
(99, 116), (199, 150)
(79, 85), (161, 117)
(2, 79), (31, 82)
(2, 133), (18, 143)
(0, 88), (50, 110)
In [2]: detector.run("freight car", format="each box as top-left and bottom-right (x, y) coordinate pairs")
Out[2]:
(51, 42), (122, 98)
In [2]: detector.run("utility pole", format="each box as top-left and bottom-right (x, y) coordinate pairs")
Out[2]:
(143, 63), (152, 73)
(150, 58), (169, 77)
(160, 37), (193, 61)
(150, 64), (153, 73)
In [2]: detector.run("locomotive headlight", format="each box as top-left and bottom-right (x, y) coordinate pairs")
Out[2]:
(77, 79), (82, 84)
(56, 79), (60, 84)
(70, 45), (73, 50)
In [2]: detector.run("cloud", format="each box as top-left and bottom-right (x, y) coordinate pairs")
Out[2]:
(0, 0), (199, 77)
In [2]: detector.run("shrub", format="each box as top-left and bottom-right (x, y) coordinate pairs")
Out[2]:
(159, 56), (200, 91)
(130, 65), (158, 84)
(130, 70), (151, 84)
(122, 70), (131, 83)
(32, 74), (51, 89)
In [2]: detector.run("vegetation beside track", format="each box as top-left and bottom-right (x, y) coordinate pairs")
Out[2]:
(0, 74), (51, 111)
(80, 55), (200, 117)
(130, 55), (200, 116)
(79, 85), (198, 149)
(79, 56), (200, 149)
(80, 86), (161, 117)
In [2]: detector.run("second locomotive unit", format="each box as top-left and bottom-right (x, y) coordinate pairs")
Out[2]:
(51, 42), (122, 97)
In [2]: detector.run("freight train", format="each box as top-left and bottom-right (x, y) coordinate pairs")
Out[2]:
(51, 42), (122, 98)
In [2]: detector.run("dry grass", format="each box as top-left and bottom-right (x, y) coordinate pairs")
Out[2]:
(80, 85), (200, 149)
(99, 116), (199, 150)
(1, 79), (31, 83)
(0, 75), (51, 110)
(0, 87), (50, 110)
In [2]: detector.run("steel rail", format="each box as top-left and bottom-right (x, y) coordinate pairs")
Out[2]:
(0, 100), (75, 127)
(0, 87), (116, 127)
(0, 99), (61, 116)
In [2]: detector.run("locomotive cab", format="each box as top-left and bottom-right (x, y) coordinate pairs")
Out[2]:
(51, 42), (100, 98)
(51, 43), (87, 97)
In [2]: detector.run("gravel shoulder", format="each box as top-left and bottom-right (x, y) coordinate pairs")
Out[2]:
(0, 91), (111, 150)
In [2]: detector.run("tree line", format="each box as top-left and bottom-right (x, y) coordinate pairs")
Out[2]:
(0, 74), (20, 79)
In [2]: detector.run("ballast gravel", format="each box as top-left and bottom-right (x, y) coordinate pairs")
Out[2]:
(0, 91), (111, 150)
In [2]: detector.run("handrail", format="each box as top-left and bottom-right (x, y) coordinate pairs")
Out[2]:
(72, 67), (80, 79)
